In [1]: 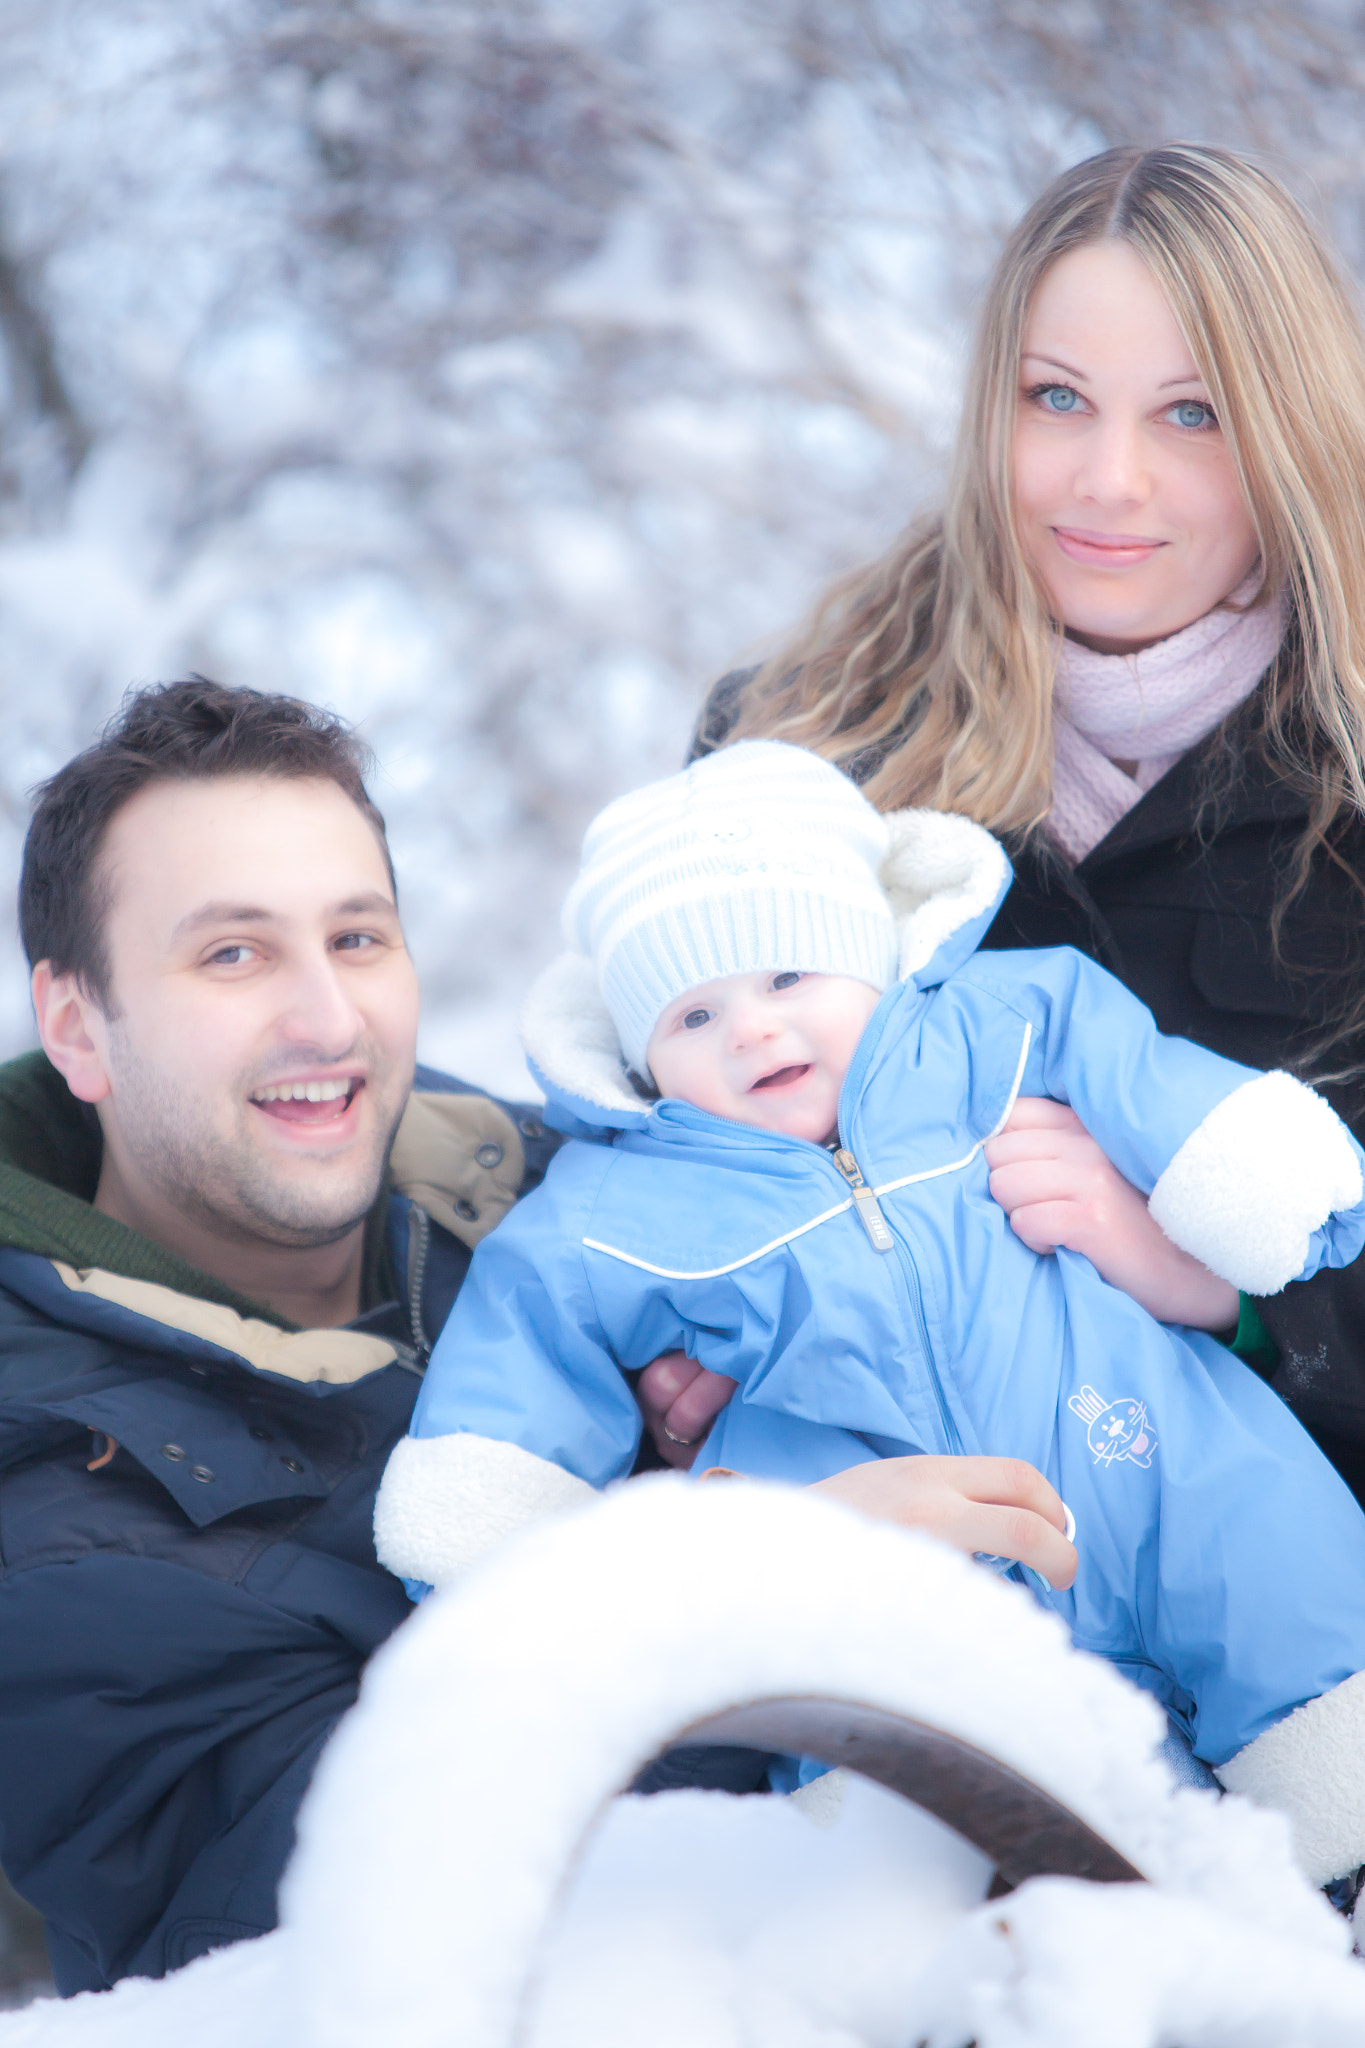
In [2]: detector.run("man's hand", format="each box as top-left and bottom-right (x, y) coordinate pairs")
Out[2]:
(637, 1353), (737, 1468)
(809, 1454), (1078, 1589)
(984, 1097), (1238, 1331)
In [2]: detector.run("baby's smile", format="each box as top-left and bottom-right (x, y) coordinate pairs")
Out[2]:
(750, 1061), (814, 1093)
(646, 970), (883, 1144)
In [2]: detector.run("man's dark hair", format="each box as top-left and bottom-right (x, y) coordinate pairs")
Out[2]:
(20, 677), (394, 1007)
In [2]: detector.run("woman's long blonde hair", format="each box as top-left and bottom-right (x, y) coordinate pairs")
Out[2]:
(731, 145), (1365, 868)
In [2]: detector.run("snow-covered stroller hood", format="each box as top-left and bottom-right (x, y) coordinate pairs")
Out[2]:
(521, 806), (1012, 1133)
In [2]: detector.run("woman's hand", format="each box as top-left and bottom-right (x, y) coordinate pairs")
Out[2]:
(636, 1353), (737, 1467)
(809, 1455), (1078, 1589)
(984, 1097), (1238, 1331)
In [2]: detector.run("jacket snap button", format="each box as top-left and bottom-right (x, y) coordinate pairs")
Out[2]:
(188, 1364), (208, 1378)
(455, 1198), (478, 1221)
(475, 1142), (503, 1169)
(250, 1426), (273, 1442)
(190, 1464), (215, 1483)
(518, 1117), (543, 1139)
(281, 1456), (304, 1475)
(161, 1443), (186, 1461)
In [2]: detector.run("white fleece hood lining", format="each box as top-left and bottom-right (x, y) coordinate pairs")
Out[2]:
(522, 805), (1010, 1116)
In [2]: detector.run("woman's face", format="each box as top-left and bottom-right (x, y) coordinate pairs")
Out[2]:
(1013, 239), (1261, 654)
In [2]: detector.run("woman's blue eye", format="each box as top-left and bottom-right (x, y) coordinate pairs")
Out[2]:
(772, 971), (801, 990)
(1168, 399), (1216, 431)
(1037, 384), (1082, 413)
(683, 1008), (711, 1030)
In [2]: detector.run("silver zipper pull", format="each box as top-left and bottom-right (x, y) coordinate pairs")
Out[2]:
(831, 1147), (894, 1253)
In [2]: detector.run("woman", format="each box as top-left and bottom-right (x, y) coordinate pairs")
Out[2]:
(647, 142), (1365, 1510)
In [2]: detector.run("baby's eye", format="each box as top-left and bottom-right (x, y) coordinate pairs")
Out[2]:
(772, 971), (802, 991)
(682, 1008), (712, 1030)
(1165, 398), (1218, 431)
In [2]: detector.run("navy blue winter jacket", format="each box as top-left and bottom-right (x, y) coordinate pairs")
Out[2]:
(0, 1054), (556, 1994)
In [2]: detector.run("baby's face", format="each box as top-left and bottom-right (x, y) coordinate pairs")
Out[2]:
(646, 970), (884, 1143)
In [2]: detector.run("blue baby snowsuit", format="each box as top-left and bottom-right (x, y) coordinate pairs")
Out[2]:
(392, 811), (1365, 1772)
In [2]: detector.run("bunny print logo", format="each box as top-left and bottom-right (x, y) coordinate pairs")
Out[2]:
(1067, 1386), (1157, 1469)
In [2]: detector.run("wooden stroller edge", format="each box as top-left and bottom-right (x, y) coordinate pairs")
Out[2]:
(667, 1696), (1146, 1895)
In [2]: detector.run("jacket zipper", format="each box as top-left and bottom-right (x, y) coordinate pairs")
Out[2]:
(406, 1204), (432, 1367)
(829, 1149), (894, 1251)
(661, 1088), (963, 1455)
(892, 1221), (962, 1455)
(833, 1135), (962, 1456)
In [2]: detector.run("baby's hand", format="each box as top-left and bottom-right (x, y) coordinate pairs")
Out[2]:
(985, 1098), (1239, 1330)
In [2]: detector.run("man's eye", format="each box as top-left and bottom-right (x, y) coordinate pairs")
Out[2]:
(208, 944), (254, 967)
(772, 971), (802, 991)
(333, 931), (377, 952)
(1166, 398), (1217, 431)
(682, 1008), (711, 1030)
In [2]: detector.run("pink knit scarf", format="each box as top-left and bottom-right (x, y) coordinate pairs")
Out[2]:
(1045, 580), (1287, 864)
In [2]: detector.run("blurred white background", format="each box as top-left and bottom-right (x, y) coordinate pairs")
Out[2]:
(0, 0), (1361, 1099)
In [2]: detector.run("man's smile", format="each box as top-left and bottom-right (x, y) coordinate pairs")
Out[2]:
(249, 1076), (365, 1127)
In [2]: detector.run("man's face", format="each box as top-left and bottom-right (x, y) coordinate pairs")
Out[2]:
(78, 774), (419, 1250)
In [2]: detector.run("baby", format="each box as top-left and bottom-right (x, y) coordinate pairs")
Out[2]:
(377, 740), (1365, 1884)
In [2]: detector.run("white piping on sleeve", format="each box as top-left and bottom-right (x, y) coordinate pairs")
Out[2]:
(581, 1022), (1034, 1283)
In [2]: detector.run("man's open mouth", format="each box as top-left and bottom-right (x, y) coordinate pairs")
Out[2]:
(249, 1078), (363, 1125)
(749, 1063), (812, 1092)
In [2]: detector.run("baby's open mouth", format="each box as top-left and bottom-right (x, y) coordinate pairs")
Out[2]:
(750, 1063), (812, 1092)
(250, 1077), (362, 1125)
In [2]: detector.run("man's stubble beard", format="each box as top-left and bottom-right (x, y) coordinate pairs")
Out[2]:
(103, 1027), (406, 1252)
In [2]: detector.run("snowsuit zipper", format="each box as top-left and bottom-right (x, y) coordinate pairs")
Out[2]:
(831, 1134), (962, 1455)
(829, 1148), (894, 1251)
(670, 1102), (960, 1452)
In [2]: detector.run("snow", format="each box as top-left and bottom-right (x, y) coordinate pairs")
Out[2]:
(4, 0), (1365, 2025)
(3, 1476), (1364, 2046)
(526, 1776), (993, 2047)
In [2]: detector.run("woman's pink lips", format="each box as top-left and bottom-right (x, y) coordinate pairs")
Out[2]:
(1053, 526), (1168, 567)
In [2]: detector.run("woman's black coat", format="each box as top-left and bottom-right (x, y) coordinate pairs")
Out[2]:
(693, 680), (1365, 1508)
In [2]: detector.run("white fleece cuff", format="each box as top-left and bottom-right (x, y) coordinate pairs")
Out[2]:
(1217, 1669), (1365, 1884)
(373, 1433), (597, 1589)
(1148, 1070), (1363, 1295)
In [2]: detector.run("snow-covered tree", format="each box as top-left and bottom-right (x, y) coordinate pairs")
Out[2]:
(0, 0), (1359, 1088)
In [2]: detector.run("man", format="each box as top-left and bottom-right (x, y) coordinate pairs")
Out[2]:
(0, 678), (559, 1991)
(0, 678), (1073, 1993)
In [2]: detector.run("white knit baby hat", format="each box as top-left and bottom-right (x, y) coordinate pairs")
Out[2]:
(563, 740), (897, 1074)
